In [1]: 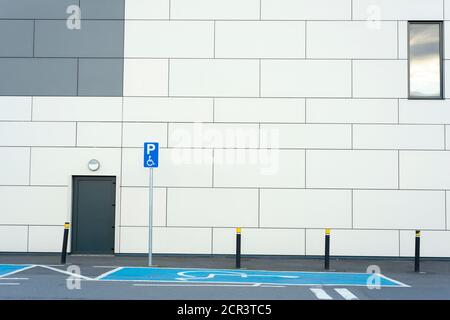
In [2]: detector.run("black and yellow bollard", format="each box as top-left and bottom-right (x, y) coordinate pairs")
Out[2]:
(61, 222), (70, 265)
(236, 228), (242, 269)
(415, 230), (421, 273)
(324, 229), (331, 270)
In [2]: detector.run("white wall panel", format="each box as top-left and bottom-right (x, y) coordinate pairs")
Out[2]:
(0, 97), (31, 121)
(170, 59), (259, 97)
(122, 123), (168, 148)
(214, 98), (305, 123)
(261, 0), (351, 20)
(123, 59), (168, 96)
(306, 99), (398, 124)
(171, 0), (260, 20)
(213, 228), (305, 255)
(0, 147), (30, 185)
(0, 226), (28, 252)
(400, 151), (450, 189)
(260, 124), (351, 149)
(307, 21), (397, 59)
(120, 187), (166, 227)
(353, 60), (408, 98)
(307, 150), (398, 189)
(354, 190), (446, 230)
(119, 227), (212, 254)
(401, 231), (450, 257)
(76, 123), (122, 147)
(0, 186), (67, 225)
(168, 123), (259, 149)
(0, 122), (75, 147)
(32, 97), (122, 122)
(261, 60), (351, 98)
(353, 0), (443, 20)
(167, 188), (258, 227)
(216, 21), (305, 58)
(125, 0), (170, 19)
(400, 100), (450, 124)
(306, 229), (399, 256)
(214, 149), (305, 188)
(123, 98), (213, 122)
(125, 21), (214, 58)
(28, 226), (63, 252)
(353, 125), (444, 150)
(260, 189), (352, 228)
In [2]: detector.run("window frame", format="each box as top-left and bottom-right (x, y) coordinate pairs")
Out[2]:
(407, 20), (444, 100)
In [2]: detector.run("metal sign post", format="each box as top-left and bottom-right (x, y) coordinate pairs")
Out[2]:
(143, 142), (159, 267)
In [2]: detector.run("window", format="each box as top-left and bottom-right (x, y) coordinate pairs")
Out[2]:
(408, 21), (443, 99)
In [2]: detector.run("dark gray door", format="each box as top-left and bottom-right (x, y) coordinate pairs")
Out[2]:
(72, 176), (116, 254)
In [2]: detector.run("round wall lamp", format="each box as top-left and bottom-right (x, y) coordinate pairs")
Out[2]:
(88, 159), (100, 172)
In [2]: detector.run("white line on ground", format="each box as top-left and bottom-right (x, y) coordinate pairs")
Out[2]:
(0, 278), (29, 281)
(335, 288), (359, 300)
(94, 267), (124, 280)
(133, 283), (263, 288)
(0, 283), (20, 286)
(36, 265), (93, 281)
(0, 265), (36, 279)
(310, 288), (333, 300)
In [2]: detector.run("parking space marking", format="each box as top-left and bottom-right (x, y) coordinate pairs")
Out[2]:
(97, 267), (408, 287)
(0, 283), (20, 286)
(310, 288), (333, 300)
(335, 288), (359, 300)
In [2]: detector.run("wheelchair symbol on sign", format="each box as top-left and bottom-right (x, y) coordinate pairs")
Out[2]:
(146, 156), (155, 167)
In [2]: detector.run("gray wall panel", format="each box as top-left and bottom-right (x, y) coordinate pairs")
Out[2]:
(80, 0), (125, 19)
(34, 20), (124, 58)
(0, 20), (34, 57)
(0, 58), (77, 96)
(0, 0), (125, 96)
(0, 0), (78, 19)
(78, 59), (123, 96)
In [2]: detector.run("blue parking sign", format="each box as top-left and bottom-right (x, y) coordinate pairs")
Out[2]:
(144, 142), (159, 168)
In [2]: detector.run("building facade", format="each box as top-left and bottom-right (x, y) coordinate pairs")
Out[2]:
(1, 0), (450, 257)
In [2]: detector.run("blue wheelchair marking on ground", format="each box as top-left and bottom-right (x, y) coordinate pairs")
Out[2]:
(0, 265), (30, 276)
(99, 267), (405, 287)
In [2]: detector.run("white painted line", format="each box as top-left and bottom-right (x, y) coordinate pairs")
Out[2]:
(0, 283), (20, 286)
(260, 285), (286, 288)
(310, 288), (333, 300)
(0, 265), (36, 279)
(335, 288), (359, 300)
(36, 265), (93, 281)
(133, 283), (262, 288)
(94, 267), (124, 280)
(0, 278), (29, 281)
(378, 274), (410, 288)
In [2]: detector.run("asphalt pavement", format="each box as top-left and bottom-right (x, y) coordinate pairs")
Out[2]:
(0, 254), (448, 300)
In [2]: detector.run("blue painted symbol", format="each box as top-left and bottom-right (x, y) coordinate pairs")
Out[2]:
(98, 267), (408, 287)
(144, 142), (159, 168)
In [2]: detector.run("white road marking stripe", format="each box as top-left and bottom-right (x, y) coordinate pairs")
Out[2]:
(0, 278), (29, 281)
(310, 288), (333, 300)
(0, 283), (20, 286)
(335, 288), (359, 300)
(0, 265), (36, 279)
(36, 265), (93, 281)
(94, 267), (124, 280)
(133, 283), (262, 288)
